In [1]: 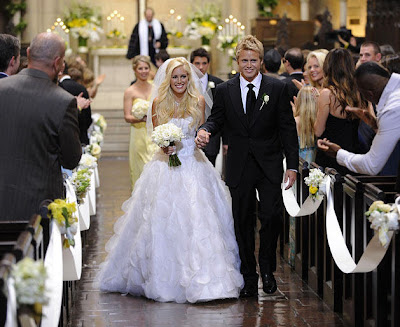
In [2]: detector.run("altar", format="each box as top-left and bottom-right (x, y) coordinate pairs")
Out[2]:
(90, 47), (191, 110)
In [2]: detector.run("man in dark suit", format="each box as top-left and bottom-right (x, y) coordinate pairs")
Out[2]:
(59, 62), (92, 145)
(282, 47), (304, 102)
(0, 32), (82, 221)
(0, 33), (20, 78)
(190, 47), (224, 166)
(126, 8), (168, 65)
(196, 35), (298, 297)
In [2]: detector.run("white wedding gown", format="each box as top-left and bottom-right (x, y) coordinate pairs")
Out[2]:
(98, 117), (244, 303)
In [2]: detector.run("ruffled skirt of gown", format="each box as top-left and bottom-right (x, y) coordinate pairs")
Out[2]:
(97, 133), (244, 303)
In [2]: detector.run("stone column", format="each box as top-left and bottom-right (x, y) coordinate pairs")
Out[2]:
(339, 0), (347, 27)
(300, 0), (310, 21)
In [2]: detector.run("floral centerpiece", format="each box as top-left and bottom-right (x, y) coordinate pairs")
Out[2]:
(131, 98), (149, 120)
(70, 168), (92, 203)
(48, 199), (78, 248)
(152, 123), (185, 167)
(91, 113), (107, 134)
(304, 168), (327, 201)
(184, 3), (221, 46)
(106, 29), (126, 40)
(11, 257), (48, 326)
(365, 200), (399, 247)
(63, 2), (103, 51)
(217, 34), (239, 70)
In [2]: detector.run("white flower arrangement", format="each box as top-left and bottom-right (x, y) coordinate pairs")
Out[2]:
(78, 153), (97, 170)
(365, 200), (399, 247)
(131, 99), (150, 120)
(85, 143), (101, 159)
(11, 257), (49, 306)
(259, 93), (270, 111)
(304, 168), (327, 200)
(91, 113), (107, 133)
(151, 123), (185, 166)
(89, 130), (104, 146)
(70, 168), (92, 203)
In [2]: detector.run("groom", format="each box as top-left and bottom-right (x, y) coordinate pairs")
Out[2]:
(196, 35), (298, 297)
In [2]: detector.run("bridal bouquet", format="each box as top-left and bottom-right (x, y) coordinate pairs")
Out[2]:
(132, 99), (149, 120)
(365, 200), (399, 247)
(151, 123), (185, 166)
(48, 199), (78, 248)
(304, 168), (327, 201)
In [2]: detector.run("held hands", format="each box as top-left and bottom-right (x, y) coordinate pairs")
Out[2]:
(195, 129), (211, 148)
(317, 138), (342, 158)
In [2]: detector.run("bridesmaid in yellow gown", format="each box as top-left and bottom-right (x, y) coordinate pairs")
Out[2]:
(123, 55), (157, 188)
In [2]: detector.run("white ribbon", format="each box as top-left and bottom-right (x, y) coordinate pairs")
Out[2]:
(41, 221), (63, 327)
(94, 166), (100, 188)
(281, 160), (393, 273)
(88, 172), (96, 216)
(5, 277), (17, 327)
(78, 193), (90, 231)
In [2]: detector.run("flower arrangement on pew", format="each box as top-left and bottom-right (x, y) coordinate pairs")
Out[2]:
(131, 98), (149, 120)
(304, 168), (327, 201)
(78, 153), (97, 170)
(365, 200), (400, 247)
(70, 168), (92, 203)
(85, 143), (101, 159)
(91, 113), (107, 134)
(89, 130), (104, 147)
(11, 257), (48, 326)
(48, 199), (78, 248)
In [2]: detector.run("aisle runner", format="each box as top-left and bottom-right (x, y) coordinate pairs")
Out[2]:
(282, 166), (393, 273)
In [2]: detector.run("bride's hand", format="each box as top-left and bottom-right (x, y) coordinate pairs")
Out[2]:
(162, 145), (176, 155)
(141, 115), (147, 122)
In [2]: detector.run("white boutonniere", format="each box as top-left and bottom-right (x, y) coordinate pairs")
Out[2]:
(259, 93), (269, 111)
(208, 81), (215, 89)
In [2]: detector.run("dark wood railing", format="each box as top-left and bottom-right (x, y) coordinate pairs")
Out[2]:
(281, 158), (399, 327)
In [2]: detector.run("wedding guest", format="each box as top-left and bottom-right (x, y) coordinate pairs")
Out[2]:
(154, 49), (170, 68)
(190, 47), (224, 166)
(0, 33), (20, 78)
(196, 35), (298, 297)
(126, 7), (168, 65)
(98, 57), (243, 303)
(282, 47), (304, 101)
(123, 55), (157, 188)
(318, 62), (400, 178)
(306, 50), (327, 90)
(359, 41), (381, 65)
(314, 48), (367, 175)
(0, 32), (81, 221)
(263, 49), (286, 80)
(59, 62), (92, 145)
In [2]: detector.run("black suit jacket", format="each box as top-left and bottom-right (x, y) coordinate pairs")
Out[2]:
(59, 77), (92, 145)
(282, 72), (303, 102)
(126, 22), (168, 61)
(0, 69), (81, 221)
(203, 74), (224, 157)
(201, 74), (298, 188)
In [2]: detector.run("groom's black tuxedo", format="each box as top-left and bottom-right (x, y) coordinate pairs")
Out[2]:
(201, 73), (298, 283)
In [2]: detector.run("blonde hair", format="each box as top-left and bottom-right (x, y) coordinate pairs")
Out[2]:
(132, 55), (151, 71)
(306, 51), (327, 87)
(154, 57), (202, 129)
(294, 86), (318, 149)
(235, 35), (264, 61)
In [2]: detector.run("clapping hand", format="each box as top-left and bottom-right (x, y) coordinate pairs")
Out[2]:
(76, 92), (92, 111)
(195, 129), (211, 148)
(345, 105), (377, 131)
(317, 138), (342, 158)
(292, 79), (306, 90)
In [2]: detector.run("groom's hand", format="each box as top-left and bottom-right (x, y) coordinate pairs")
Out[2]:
(195, 129), (211, 148)
(284, 170), (297, 190)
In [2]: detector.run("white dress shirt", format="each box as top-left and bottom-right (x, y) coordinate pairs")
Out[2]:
(199, 73), (208, 94)
(240, 73), (262, 113)
(337, 73), (400, 175)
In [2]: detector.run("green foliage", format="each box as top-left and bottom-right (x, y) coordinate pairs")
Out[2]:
(257, 0), (279, 17)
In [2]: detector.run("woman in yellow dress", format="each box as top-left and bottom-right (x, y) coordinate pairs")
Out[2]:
(123, 55), (157, 188)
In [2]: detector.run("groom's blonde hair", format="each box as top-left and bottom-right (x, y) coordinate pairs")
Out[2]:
(235, 35), (264, 61)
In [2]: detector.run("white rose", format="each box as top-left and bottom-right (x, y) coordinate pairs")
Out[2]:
(208, 81), (215, 89)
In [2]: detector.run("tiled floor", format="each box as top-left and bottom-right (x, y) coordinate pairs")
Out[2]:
(68, 157), (346, 327)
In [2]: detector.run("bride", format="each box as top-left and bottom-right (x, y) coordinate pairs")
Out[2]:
(98, 57), (244, 303)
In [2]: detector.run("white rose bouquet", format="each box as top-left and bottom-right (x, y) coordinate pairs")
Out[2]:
(131, 99), (149, 120)
(151, 123), (185, 167)
(304, 168), (327, 201)
(365, 200), (399, 247)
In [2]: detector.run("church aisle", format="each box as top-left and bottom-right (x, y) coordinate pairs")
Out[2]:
(68, 157), (345, 327)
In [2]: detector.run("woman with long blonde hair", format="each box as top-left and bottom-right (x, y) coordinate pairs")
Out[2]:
(294, 85), (318, 163)
(98, 57), (243, 303)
